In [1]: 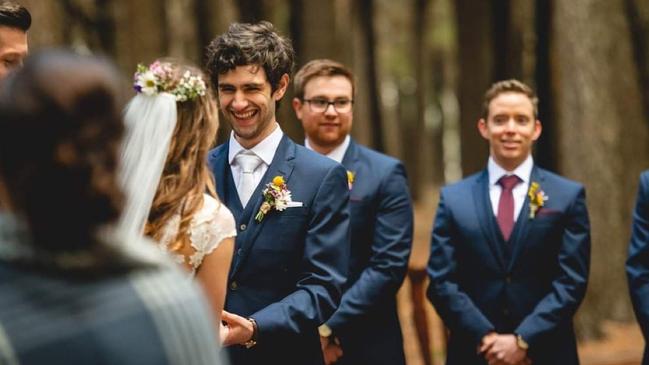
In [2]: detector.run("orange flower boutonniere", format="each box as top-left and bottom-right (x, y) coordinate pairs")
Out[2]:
(528, 181), (548, 219)
(255, 176), (293, 222)
(347, 170), (355, 190)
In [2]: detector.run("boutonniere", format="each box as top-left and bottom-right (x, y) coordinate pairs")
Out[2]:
(255, 176), (293, 222)
(347, 170), (355, 190)
(528, 181), (548, 219)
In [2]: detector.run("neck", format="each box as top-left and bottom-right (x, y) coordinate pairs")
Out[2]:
(492, 155), (528, 172)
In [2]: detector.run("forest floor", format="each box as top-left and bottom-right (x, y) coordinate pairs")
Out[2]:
(396, 184), (644, 365)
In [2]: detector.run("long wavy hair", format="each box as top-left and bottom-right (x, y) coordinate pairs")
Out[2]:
(143, 60), (219, 253)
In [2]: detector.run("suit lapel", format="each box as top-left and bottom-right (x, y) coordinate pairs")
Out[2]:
(507, 166), (545, 270)
(229, 135), (297, 278)
(341, 139), (359, 184)
(472, 170), (507, 270)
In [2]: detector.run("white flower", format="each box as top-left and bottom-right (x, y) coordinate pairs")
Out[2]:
(137, 71), (158, 96)
(274, 191), (292, 211)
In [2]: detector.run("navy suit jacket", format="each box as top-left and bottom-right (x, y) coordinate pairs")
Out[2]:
(627, 170), (649, 365)
(427, 166), (590, 365)
(325, 139), (413, 365)
(208, 135), (350, 365)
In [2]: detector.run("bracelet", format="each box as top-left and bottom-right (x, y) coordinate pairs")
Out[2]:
(243, 317), (258, 349)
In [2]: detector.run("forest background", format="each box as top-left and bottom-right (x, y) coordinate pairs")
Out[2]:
(17, 0), (649, 363)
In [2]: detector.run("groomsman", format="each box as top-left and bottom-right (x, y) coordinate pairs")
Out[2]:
(292, 59), (413, 365)
(627, 170), (649, 365)
(0, 1), (30, 81)
(205, 22), (350, 365)
(427, 79), (591, 365)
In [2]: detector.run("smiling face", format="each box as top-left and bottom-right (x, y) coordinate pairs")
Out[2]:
(478, 91), (542, 171)
(292, 75), (353, 154)
(0, 26), (27, 81)
(217, 65), (288, 149)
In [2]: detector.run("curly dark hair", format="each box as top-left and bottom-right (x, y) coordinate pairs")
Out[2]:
(0, 1), (31, 31)
(205, 21), (294, 93)
(0, 50), (125, 255)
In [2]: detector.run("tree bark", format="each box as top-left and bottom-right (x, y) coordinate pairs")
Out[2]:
(455, 0), (493, 176)
(552, 0), (649, 338)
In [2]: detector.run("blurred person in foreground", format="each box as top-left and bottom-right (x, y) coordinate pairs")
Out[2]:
(627, 169), (649, 365)
(292, 58), (413, 365)
(118, 59), (235, 335)
(0, 0), (30, 80)
(205, 21), (350, 365)
(426, 79), (590, 365)
(0, 50), (225, 365)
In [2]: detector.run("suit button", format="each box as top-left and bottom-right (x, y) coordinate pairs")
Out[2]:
(240, 224), (247, 231)
(506, 275), (512, 283)
(237, 248), (243, 256)
(230, 281), (238, 290)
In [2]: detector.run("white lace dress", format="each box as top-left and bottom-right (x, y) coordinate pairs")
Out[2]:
(157, 194), (236, 275)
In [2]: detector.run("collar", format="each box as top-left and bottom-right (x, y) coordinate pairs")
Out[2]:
(304, 135), (350, 164)
(228, 123), (283, 166)
(488, 154), (534, 186)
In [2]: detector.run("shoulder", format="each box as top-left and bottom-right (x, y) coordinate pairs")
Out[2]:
(440, 171), (483, 197)
(536, 167), (584, 194)
(355, 143), (403, 173)
(294, 143), (343, 171)
(640, 169), (649, 185)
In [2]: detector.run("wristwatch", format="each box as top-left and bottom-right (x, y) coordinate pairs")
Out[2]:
(516, 334), (529, 350)
(243, 317), (258, 349)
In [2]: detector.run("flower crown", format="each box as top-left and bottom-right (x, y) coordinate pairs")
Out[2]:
(133, 61), (207, 102)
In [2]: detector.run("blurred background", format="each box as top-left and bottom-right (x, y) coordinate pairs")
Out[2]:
(18, 0), (649, 363)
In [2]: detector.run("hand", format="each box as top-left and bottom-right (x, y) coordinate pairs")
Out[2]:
(483, 334), (528, 365)
(220, 310), (255, 347)
(319, 336), (343, 365)
(478, 332), (499, 354)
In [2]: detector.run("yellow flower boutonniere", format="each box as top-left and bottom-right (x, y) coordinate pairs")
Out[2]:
(528, 181), (548, 219)
(347, 170), (355, 190)
(255, 175), (293, 222)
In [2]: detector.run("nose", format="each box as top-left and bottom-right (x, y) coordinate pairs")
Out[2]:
(231, 91), (248, 110)
(324, 103), (338, 116)
(504, 118), (517, 132)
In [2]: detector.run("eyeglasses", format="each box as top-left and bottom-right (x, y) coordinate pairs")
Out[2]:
(303, 98), (353, 113)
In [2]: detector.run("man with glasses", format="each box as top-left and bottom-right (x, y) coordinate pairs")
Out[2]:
(292, 59), (413, 365)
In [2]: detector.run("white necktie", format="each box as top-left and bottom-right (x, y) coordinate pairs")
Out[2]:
(234, 151), (263, 207)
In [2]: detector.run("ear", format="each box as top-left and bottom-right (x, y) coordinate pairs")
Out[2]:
(292, 97), (304, 120)
(532, 119), (542, 141)
(477, 118), (489, 140)
(272, 74), (290, 101)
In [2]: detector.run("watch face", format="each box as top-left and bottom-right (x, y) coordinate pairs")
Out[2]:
(318, 324), (332, 337)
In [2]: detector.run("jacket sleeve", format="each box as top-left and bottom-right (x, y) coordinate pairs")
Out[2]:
(252, 163), (350, 339)
(426, 190), (495, 346)
(326, 162), (413, 333)
(515, 186), (591, 347)
(627, 172), (649, 339)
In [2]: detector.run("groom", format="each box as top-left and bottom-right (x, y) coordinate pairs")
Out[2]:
(205, 22), (350, 365)
(427, 80), (590, 364)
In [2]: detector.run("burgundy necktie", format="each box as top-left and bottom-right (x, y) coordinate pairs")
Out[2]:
(497, 175), (522, 241)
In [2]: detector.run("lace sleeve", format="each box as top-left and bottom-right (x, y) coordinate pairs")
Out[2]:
(188, 195), (237, 270)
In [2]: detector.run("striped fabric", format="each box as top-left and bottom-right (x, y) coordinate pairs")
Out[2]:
(0, 263), (225, 365)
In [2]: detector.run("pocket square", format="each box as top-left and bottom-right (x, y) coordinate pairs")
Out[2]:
(286, 201), (304, 208)
(536, 208), (561, 216)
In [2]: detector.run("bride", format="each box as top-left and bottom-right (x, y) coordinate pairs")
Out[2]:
(118, 59), (235, 330)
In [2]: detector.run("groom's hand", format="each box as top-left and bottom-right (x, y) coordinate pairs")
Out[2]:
(483, 334), (528, 365)
(320, 335), (343, 365)
(220, 310), (255, 347)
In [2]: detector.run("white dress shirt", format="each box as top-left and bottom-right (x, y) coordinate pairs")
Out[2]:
(228, 123), (283, 199)
(488, 155), (534, 221)
(304, 135), (350, 164)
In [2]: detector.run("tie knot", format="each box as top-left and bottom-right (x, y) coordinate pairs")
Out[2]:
(234, 151), (263, 173)
(498, 174), (521, 191)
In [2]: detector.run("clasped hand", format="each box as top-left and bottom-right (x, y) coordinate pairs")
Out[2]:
(220, 310), (254, 347)
(479, 333), (531, 365)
